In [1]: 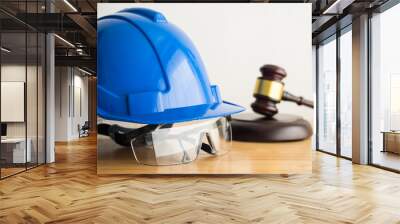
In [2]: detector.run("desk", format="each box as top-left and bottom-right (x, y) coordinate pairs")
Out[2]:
(1, 138), (31, 163)
(97, 135), (312, 175)
(382, 131), (400, 154)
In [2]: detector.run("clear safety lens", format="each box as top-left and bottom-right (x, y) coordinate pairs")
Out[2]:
(130, 117), (231, 166)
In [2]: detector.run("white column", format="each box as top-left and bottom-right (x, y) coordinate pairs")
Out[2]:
(46, 32), (55, 163)
(352, 14), (369, 164)
(45, 0), (56, 163)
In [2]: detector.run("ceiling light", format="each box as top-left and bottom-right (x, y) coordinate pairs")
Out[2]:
(1, 47), (11, 53)
(54, 34), (75, 48)
(78, 67), (93, 76)
(322, 0), (354, 15)
(63, 0), (78, 12)
(76, 48), (86, 56)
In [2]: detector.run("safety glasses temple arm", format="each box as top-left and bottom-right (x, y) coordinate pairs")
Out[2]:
(97, 123), (160, 146)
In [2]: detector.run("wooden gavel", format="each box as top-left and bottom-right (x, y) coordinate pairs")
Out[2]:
(251, 64), (314, 117)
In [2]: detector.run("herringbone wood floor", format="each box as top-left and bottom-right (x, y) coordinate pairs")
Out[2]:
(1, 136), (400, 224)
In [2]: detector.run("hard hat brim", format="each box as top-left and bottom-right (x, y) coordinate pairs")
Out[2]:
(98, 101), (245, 124)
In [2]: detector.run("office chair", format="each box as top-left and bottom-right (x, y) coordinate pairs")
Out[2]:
(78, 121), (90, 138)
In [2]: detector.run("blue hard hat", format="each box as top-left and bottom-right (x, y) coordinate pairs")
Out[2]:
(97, 8), (244, 124)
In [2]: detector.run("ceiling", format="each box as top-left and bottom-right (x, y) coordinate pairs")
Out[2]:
(0, 0), (393, 74)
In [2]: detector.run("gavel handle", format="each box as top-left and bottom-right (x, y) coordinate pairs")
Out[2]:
(282, 91), (314, 108)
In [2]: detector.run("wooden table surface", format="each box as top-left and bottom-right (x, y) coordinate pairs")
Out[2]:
(97, 138), (312, 175)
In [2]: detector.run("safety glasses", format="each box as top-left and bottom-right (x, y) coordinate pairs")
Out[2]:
(98, 117), (232, 166)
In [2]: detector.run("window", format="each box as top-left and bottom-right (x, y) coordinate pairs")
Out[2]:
(316, 26), (353, 159)
(370, 3), (400, 171)
(317, 36), (337, 154)
(339, 28), (352, 158)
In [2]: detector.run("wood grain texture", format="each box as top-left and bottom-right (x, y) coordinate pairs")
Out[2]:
(98, 136), (312, 175)
(1, 135), (400, 223)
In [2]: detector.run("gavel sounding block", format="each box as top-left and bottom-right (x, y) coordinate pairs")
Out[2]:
(231, 113), (312, 142)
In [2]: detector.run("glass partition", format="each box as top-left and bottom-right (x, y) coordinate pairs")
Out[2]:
(38, 32), (45, 165)
(1, 30), (28, 177)
(0, 1), (46, 179)
(27, 0), (39, 168)
(27, 30), (38, 169)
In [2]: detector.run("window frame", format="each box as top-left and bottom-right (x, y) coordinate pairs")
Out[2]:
(315, 24), (353, 161)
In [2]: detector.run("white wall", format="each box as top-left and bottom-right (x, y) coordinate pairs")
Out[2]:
(1, 65), (36, 138)
(55, 67), (89, 141)
(1, 63), (46, 164)
(55, 67), (67, 141)
(71, 73), (89, 138)
(98, 3), (313, 121)
(1, 65), (26, 138)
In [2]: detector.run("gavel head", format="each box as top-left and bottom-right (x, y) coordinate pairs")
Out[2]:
(251, 64), (286, 117)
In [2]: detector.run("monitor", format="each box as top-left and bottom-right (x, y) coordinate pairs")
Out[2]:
(1, 123), (7, 137)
